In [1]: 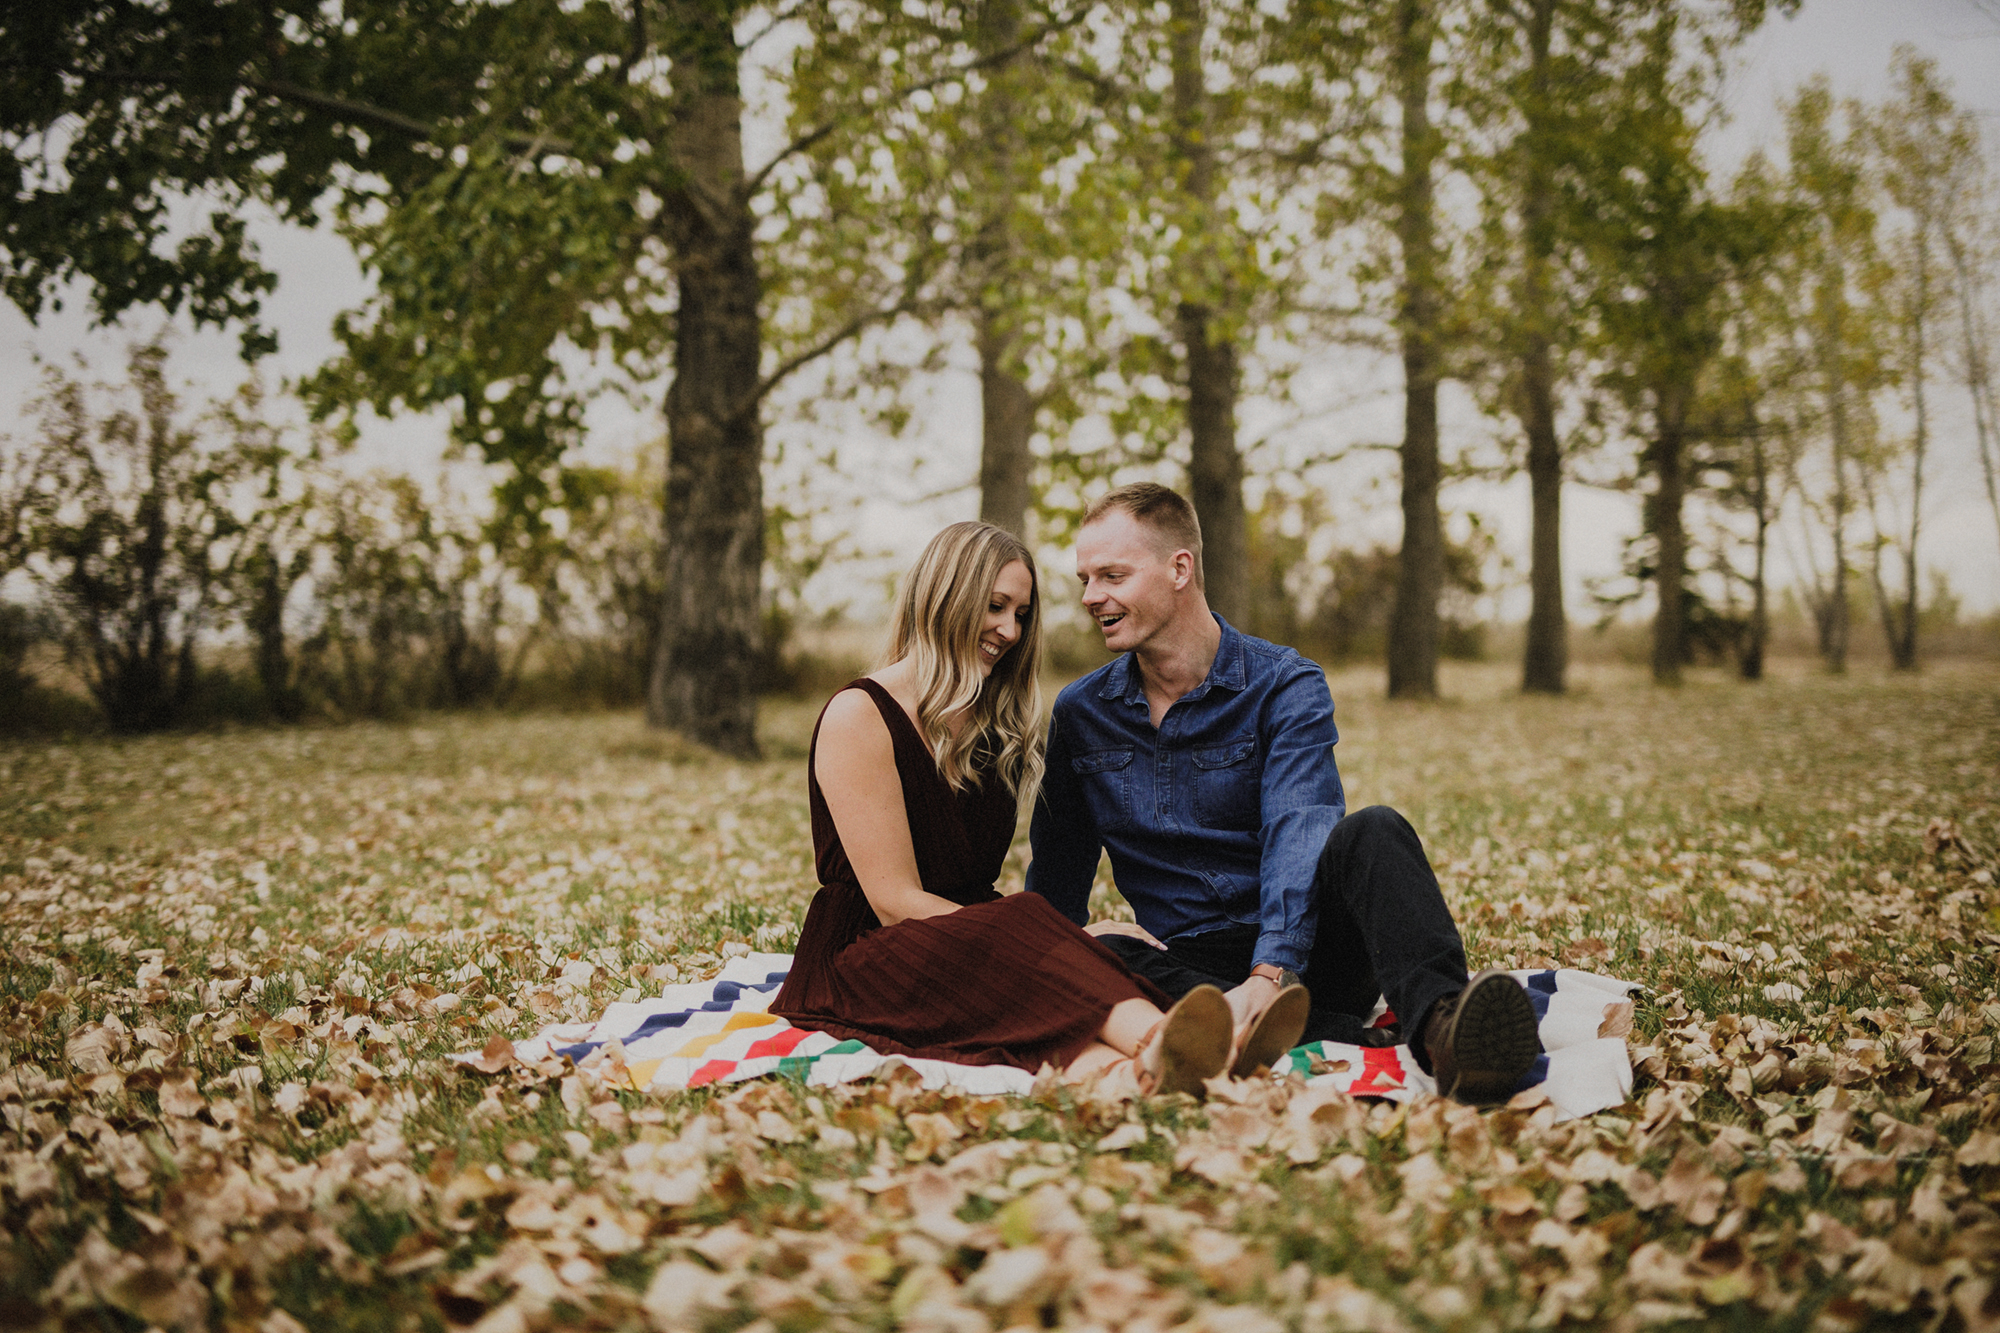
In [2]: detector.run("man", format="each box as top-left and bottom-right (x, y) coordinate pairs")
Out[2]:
(1025, 483), (1539, 1103)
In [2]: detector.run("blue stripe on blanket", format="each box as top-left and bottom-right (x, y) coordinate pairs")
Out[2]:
(1509, 974), (1559, 1093)
(551, 972), (787, 1061)
(1525, 970), (1557, 1020)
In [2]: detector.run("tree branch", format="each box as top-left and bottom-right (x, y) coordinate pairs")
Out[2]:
(0, 59), (591, 160)
(742, 3), (1095, 197)
(249, 77), (589, 160)
(620, 0), (649, 81)
(743, 294), (938, 414)
(1053, 56), (1127, 105)
(738, 0), (813, 54)
(246, 76), (438, 139)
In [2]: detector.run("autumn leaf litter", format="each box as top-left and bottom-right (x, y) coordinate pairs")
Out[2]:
(3, 663), (1998, 1331)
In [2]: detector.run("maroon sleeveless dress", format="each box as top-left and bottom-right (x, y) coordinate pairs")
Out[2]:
(770, 679), (1168, 1071)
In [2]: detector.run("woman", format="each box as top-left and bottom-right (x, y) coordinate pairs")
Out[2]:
(770, 522), (1307, 1094)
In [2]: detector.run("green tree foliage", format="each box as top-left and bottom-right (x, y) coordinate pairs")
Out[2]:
(1457, 0), (1785, 696)
(9, 0), (1992, 709)
(1, 0), (925, 755)
(1563, 13), (1778, 685)
(1242, 0), (1467, 696)
(1769, 78), (1887, 675)
(766, 0), (1111, 540)
(1860, 48), (1981, 671)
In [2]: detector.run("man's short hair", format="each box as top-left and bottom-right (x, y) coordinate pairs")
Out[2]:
(1083, 482), (1204, 585)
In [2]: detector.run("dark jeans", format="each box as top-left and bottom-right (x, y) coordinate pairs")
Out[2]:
(1098, 805), (1468, 1072)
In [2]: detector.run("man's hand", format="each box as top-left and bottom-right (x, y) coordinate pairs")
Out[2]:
(1224, 973), (1281, 1026)
(1084, 920), (1167, 950)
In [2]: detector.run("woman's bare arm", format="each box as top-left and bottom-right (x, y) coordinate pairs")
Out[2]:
(815, 689), (963, 925)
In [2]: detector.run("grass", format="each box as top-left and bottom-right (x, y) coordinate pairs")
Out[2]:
(2, 659), (1996, 1332)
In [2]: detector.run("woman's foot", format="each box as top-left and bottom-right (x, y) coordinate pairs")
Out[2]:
(1229, 981), (1311, 1078)
(1138, 985), (1233, 1097)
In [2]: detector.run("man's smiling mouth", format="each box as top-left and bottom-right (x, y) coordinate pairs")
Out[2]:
(1097, 614), (1126, 630)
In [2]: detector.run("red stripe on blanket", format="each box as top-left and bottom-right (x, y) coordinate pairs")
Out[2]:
(743, 1026), (811, 1060)
(1350, 1045), (1406, 1095)
(687, 1059), (734, 1088)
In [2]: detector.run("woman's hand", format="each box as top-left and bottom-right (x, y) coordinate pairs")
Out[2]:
(1084, 920), (1167, 950)
(815, 687), (962, 926)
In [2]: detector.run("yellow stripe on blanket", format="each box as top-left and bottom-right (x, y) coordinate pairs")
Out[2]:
(619, 1059), (662, 1091)
(670, 1011), (781, 1058)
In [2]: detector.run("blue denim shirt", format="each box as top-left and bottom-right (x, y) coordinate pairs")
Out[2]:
(1025, 616), (1345, 972)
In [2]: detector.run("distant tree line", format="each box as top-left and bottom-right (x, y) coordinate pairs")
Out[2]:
(0, 343), (869, 734)
(3, 1), (1998, 743)
(0, 346), (660, 732)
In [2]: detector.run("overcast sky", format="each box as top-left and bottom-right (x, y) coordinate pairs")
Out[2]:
(4, 0), (1998, 622)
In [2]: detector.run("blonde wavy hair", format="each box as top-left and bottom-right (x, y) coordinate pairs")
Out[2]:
(886, 522), (1046, 802)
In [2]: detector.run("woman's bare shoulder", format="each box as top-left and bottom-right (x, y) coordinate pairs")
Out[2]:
(817, 684), (893, 751)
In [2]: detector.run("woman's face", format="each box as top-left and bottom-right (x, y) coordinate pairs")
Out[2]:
(976, 560), (1034, 677)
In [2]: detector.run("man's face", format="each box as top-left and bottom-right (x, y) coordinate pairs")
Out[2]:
(1075, 510), (1188, 654)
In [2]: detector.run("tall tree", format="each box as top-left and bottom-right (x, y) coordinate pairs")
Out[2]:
(1707, 152), (1811, 683)
(1778, 79), (1884, 675)
(1167, 0), (1250, 624)
(1569, 14), (1765, 685)
(1383, 0), (1446, 698)
(1934, 111), (2000, 566)
(1504, 0), (1569, 695)
(971, 0), (1037, 538)
(648, 1), (767, 754)
(1862, 47), (1964, 671)
(962, 0), (1297, 600)
(1945, 184), (2000, 567)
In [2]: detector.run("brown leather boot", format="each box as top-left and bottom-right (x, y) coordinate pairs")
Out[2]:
(1138, 985), (1233, 1098)
(1229, 982), (1311, 1078)
(1424, 970), (1541, 1105)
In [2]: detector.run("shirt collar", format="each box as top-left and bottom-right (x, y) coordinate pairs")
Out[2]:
(1097, 614), (1246, 707)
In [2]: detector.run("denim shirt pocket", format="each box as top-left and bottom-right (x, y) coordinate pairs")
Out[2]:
(1071, 747), (1136, 831)
(1191, 738), (1259, 829)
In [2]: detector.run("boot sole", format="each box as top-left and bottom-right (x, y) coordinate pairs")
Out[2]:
(1439, 970), (1541, 1104)
(1153, 985), (1233, 1097)
(1230, 983), (1311, 1078)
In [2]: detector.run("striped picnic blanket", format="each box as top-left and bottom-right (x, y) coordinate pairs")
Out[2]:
(462, 953), (1640, 1117)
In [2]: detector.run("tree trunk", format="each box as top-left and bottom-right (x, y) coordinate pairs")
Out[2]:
(1181, 303), (1247, 624)
(972, 0), (1033, 540)
(1888, 256), (1927, 670)
(1648, 378), (1696, 684)
(1388, 0), (1441, 699)
(249, 547), (304, 720)
(1516, 0), (1565, 696)
(1169, 0), (1247, 624)
(1741, 411), (1768, 682)
(1650, 383), (1689, 687)
(1950, 238), (2000, 565)
(1816, 255), (1852, 675)
(1825, 396), (1851, 675)
(647, 20), (766, 759)
(977, 312), (1034, 539)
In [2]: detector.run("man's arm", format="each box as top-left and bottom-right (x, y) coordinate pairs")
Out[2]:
(1025, 710), (1102, 925)
(1251, 665), (1346, 973)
